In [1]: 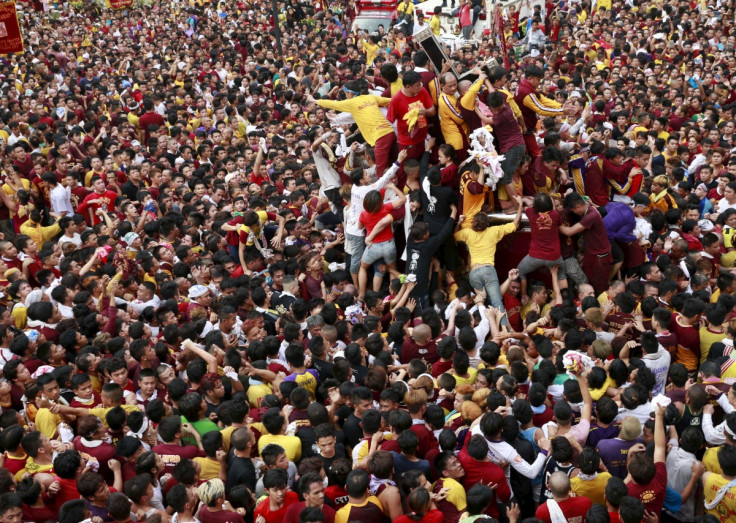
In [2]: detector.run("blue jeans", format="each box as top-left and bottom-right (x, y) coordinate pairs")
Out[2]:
(469, 265), (507, 324)
(517, 255), (566, 280)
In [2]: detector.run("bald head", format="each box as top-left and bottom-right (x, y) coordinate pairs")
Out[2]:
(578, 284), (595, 300)
(549, 471), (571, 499)
(458, 80), (472, 95)
(412, 324), (431, 344)
(441, 73), (458, 94)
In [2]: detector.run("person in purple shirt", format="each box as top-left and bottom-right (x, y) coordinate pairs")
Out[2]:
(596, 416), (644, 479)
(586, 396), (621, 448)
(77, 469), (120, 522)
(284, 344), (320, 400)
(602, 200), (637, 277)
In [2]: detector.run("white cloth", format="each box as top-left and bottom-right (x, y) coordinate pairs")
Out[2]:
(312, 144), (342, 191)
(545, 499), (567, 523)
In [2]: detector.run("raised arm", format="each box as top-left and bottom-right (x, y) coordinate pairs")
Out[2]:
(512, 196), (523, 228)
(654, 405), (666, 464)
(182, 339), (218, 374)
(576, 368), (593, 423)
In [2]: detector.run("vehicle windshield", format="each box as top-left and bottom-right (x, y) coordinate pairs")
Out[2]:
(351, 16), (391, 34)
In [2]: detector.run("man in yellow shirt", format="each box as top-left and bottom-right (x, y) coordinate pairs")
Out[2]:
(570, 447), (613, 505)
(438, 71), (483, 161)
(255, 406), (302, 462)
(703, 445), (736, 520)
(316, 79), (396, 177)
(14, 431), (55, 481)
(360, 34), (380, 66)
(20, 210), (61, 250)
(432, 452), (467, 520)
(430, 6), (443, 35)
(35, 373), (64, 439)
(396, 0), (414, 36)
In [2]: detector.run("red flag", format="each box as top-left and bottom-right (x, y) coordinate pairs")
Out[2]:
(0, 1), (23, 55)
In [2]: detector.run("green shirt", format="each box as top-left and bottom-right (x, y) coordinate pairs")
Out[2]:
(180, 415), (219, 445)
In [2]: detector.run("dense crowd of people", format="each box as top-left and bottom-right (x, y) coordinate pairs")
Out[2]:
(2, 0), (736, 522)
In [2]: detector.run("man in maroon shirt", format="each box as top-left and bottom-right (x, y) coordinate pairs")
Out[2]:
(73, 415), (118, 484)
(627, 405), (668, 514)
(151, 416), (205, 475)
(138, 99), (165, 145)
(559, 192), (612, 296)
(535, 471), (592, 522)
(400, 324), (439, 365)
(405, 389), (439, 462)
(670, 299), (704, 374)
(283, 472), (336, 523)
(12, 143), (33, 179)
(458, 435), (511, 520)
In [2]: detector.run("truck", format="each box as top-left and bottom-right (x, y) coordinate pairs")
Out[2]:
(351, 0), (398, 35)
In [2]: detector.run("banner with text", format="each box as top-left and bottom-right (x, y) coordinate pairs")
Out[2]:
(0, 1), (23, 55)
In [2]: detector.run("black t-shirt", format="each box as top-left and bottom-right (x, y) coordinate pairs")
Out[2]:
(226, 454), (256, 494)
(509, 437), (536, 520)
(318, 443), (348, 471)
(336, 404), (353, 429)
(342, 412), (363, 450)
(311, 358), (334, 382)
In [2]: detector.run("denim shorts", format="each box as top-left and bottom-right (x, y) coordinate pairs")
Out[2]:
(346, 233), (366, 274)
(362, 239), (397, 265)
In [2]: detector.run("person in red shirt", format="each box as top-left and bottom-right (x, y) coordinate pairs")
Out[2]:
(76, 176), (119, 226)
(518, 193), (565, 295)
(17, 476), (58, 523)
(50, 449), (87, 510)
(12, 143), (34, 179)
(357, 187), (406, 300)
(283, 472), (336, 523)
(73, 415), (118, 484)
(198, 478), (245, 523)
(559, 192), (613, 296)
(393, 487), (444, 523)
(1, 425), (27, 477)
(151, 416), (205, 474)
(670, 301), (703, 374)
(401, 324), (439, 365)
(254, 468), (299, 523)
(458, 435), (511, 519)
(137, 99), (166, 145)
(626, 405), (668, 514)
(386, 70), (436, 189)
(535, 471), (592, 522)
